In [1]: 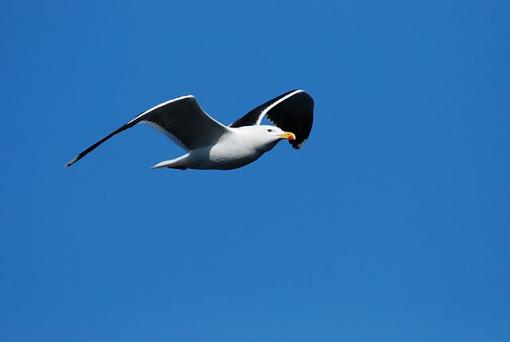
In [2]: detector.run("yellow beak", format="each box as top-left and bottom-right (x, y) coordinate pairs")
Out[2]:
(279, 132), (296, 141)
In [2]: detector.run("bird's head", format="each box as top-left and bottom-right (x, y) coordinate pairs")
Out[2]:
(237, 125), (296, 152)
(261, 125), (296, 141)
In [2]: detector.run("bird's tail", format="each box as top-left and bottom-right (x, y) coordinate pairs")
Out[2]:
(151, 154), (189, 170)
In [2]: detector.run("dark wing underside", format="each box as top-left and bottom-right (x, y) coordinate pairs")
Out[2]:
(230, 89), (314, 149)
(66, 96), (227, 167)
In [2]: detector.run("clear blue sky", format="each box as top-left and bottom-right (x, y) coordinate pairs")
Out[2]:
(1, 1), (509, 341)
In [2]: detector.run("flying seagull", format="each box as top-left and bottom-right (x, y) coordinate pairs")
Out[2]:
(66, 89), (314, 170)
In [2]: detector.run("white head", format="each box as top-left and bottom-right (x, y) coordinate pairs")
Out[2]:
(236, 125), (296, 152)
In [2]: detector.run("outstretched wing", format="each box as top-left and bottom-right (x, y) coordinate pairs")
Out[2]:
(230, 89), (314, 149)
(66, 95), (228, 167)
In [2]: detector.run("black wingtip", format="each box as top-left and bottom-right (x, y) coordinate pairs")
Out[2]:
(65, 156), (78, 168)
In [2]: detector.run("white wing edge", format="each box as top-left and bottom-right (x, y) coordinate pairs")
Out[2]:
(127, 95), (195, 125)
(255, 89), (305, 125)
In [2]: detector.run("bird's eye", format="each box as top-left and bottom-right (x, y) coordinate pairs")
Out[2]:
(267, 129), (273, 133)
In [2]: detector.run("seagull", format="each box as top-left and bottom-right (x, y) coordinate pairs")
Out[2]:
(65, 89), (314, 170)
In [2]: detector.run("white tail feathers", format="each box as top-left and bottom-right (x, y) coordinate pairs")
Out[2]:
(151, 154), (189, 170)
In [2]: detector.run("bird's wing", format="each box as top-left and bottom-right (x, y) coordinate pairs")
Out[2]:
(229, 89), (314, 149)
(66, 95), (229, 167)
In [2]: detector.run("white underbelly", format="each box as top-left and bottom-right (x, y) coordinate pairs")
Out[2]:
(187, 144), (263, 170)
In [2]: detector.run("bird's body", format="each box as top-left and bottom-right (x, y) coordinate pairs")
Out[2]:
(66, 89), (314, 171)
(156, 126), (282, 170)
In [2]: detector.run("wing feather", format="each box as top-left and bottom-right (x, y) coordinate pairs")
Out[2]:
(66, 95), (228, 167)
(230, 89), (314, 149)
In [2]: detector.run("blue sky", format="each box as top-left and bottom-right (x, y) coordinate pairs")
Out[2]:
(1, 0), (509, 341)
